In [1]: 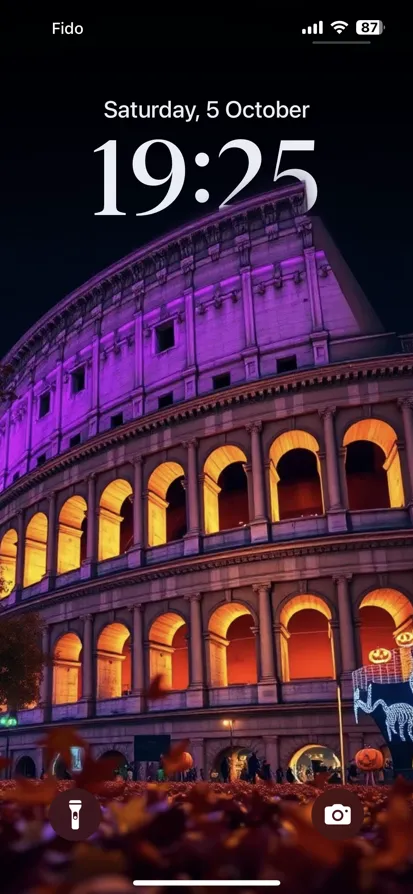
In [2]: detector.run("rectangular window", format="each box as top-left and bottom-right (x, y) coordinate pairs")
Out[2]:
(213, 372), (231, 390)
(13, 472), (19, 482)
(71, 366), (85, 394)
(111, 412), (124, 428)
(69, 433), (81, 448)
(277, 355), (297, 373)
(37, 454), (47, 467)
(158, 392), (173, 409)
(156, 321), (175, 353)
(39, 391), (50, 418)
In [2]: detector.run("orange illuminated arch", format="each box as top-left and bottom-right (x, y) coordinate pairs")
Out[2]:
(96, 622), (131, 699)
(208, 601), (257, 687)
(147, 462), (185, 547)
(57, 495), (87, 574)
(0, 528), (17, 596)
(268, 431), (324, 521)
(279, 593), (335, 682)
(149, 611), (188, 689)
(98, 479), (133, 561)
(203, 446), (248, 534)
(343, 419), (404, 508)
(23, 512), (48, 587)
(359, 588), (413, 665)
(52, 632), (82, 705)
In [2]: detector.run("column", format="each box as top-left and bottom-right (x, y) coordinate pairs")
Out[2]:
(81, 614), (94, 701)
(240, 266), (256, 347)
(304, 247), (323, 331)
(1, 409), (10, 488)
(14, 510), (25, 591)
(335, 574), (357, 673)
(253, 583), (276, 680)
(86, 474), (97, 562)
(188, 593), (204, 686)
(246, 422), (269, 542)
(190, 738), (205, 775)
(46, 491), (57, 578)
(131, 604), (145, 692)
(133, 457), (143, 547)
(39, 626), (50, 705)
(183, 439), (201, 554)
(263, 735), (280, 773)
(399, 396), (413, 503)
(243, 462), (255, 523)
(319, 407), (341, 509)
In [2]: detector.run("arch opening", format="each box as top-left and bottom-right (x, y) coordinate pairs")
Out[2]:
(359, 588), (413, 665)
(15, 755), (36, 778)
(289, 744), (340, 783)
(203, 446), (249, 534)
(98, 479), (133, 561)
(99, 750), (128, 776)
(280, 595), (334, 682)
(97, 622), (131, 699)
(208, 602), (257, 687)
(149, 612), (188, 690)
(269, 431), (324, 522)
(344, 419), (404, 510)
(147, 462), (186, 547)
(23, 512), (48, 587)
(52, 632), (83, 704)
(57, 496), (87, 574)
(0, 528), (17, 596)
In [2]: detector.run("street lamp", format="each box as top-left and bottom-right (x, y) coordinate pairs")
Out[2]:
(223, 718), (234, 749)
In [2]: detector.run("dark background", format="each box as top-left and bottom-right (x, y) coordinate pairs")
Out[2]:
(1, 16), (410, 358)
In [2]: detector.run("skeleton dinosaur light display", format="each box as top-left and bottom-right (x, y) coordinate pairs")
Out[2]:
(353, 680), (413, 742)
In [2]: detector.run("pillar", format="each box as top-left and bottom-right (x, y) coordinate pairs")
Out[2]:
(131, 604), (145, 692)
(39, 626), (50, 705)
(335, 574), (357, 673)
(133, 457), (143, 547)
(46, 492), (57, 578)
(183, 439), (201, 555)
(253, 583), (276, 681)
(398, 396), (413, 504)
(188, 593), (204, 687)
(263, 735), (280, 773)
(14, 510), (25, 591)
(190, 738), (205, 775)
(81, 614), (93, 701)
(319, 407), (347, 533)
(246, 422), (269, 542)
(85, 474), (97, 563)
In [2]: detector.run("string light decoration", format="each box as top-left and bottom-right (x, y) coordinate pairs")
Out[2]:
(353, 673), (413, 743)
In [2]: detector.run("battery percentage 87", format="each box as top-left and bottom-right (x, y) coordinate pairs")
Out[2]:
(356, 20), (384, 34)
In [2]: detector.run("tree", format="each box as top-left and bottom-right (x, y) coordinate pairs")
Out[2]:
(0, 613), (45, 710)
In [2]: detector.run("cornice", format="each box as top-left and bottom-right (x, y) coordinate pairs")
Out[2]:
(0, 352), (412, 511)
(1, 530), (412, 617)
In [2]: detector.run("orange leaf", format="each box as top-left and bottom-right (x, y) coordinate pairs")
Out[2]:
(163, 739), (191, 775)
(0, 776), (58, 804)
(74, 754), (123, 792)
(0, 757), (11, 771)
(145, 674), (169, 700)
(37, 726), (88, 770)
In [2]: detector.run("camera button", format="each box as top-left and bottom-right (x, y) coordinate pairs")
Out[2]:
(311, 789), (364, 840)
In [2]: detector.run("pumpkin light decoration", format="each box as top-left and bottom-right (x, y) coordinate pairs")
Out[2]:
(179, 752), (194, 772)
(355, 748), (384, 772)
(369, 648), (392, 665)
(395, 629), (413, 680)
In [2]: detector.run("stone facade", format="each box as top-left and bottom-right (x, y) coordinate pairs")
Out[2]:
(0, 185), (413, 778)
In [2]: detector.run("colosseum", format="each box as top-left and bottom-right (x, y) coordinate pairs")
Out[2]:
(1, 183), (413, 781)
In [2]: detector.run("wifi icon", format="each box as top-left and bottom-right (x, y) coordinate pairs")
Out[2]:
(331, 20), (348, 34)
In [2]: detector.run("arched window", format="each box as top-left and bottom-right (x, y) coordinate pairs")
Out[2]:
(280, 595), (335, 681)
(24, 512), (48, 587)
(269, 431), (324, 521)
(52, 633), (82, 704)
(147, 462), (186, 547)
(96, 623), (131, 699)
(57, 496), (87, 574)
(208, 602), (257, 687)
(149, 612), (189, 689)
(98, 480), (133, 561)
(344, 419), (404, 510)
(359, 588), (413, 665)
(203, 446), (249, 534)
(0, 528), (17, 596)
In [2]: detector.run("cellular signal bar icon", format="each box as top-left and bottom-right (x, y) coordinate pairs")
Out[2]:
(302, 21), (323, 34)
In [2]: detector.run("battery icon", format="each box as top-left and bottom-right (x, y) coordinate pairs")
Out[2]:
(356, 20), (384, 35)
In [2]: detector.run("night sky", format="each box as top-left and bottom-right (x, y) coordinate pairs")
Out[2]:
(2, 17), (410, 360)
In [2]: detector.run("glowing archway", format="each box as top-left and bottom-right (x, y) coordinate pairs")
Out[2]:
(57, 495), (87, 574)
(343, 419), (404, 509)
(0, 528), (17, 596)
(203, 446), (248, 534)
(269, 431), (324, 521)
(279, 594), (335, 682)
(147, 462), (186, 547)
(98, 479), (133, 561)
(359, 588), (413, 665)
(96, 622), (131, 699)
(52, 632), (82, 704)
(289, 743), (340, 783)
(208, 602), (257, 687)
(23, 512), (48, 587)
(149, 612), (188, 689)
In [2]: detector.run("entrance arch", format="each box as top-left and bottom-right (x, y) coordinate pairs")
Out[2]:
(344, 419), (404, 510)
(280, 594), (335, 681)
(289, 743), (340, 783)
(203, 446), (249, 534)
(15, 755), (36, 778)
(208, 602), (257, 687)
